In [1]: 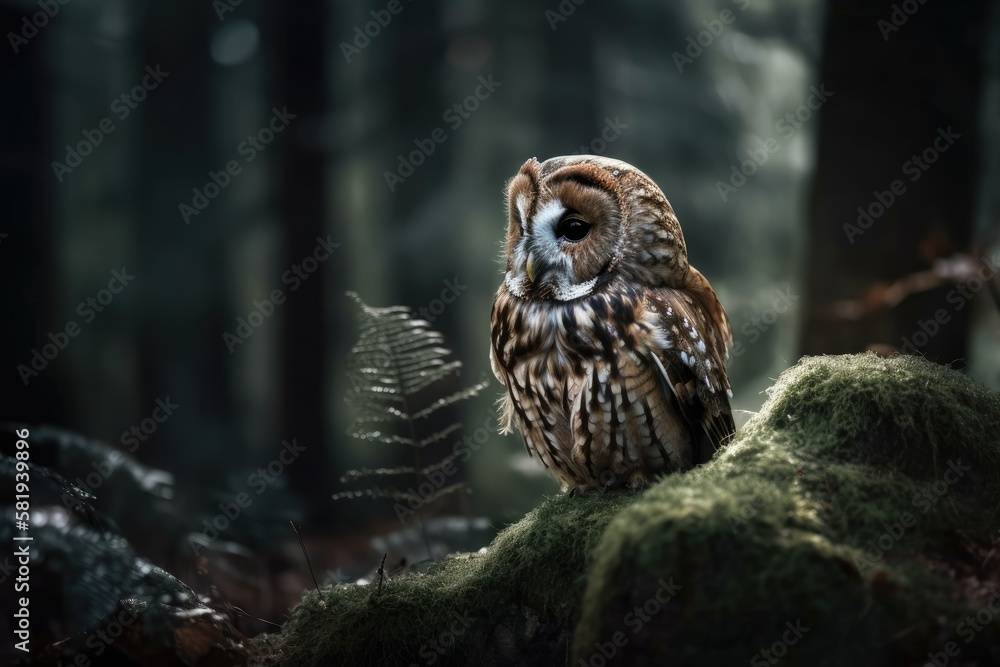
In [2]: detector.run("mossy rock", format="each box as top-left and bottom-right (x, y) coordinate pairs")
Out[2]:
(257, 354), (1000, 666)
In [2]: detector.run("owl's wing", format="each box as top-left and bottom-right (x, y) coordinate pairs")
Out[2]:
(489, 326), (519, 440)
(490, 296), (544, 468)
(643, 268), (735, 463)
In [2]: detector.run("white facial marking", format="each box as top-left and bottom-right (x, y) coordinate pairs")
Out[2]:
(552, 276), (597, 301)
(516, 195), (529, 232)
(520, 198), (604, 302)
(505, 270), (525, 297)
(527, 200), (569, 275)
(534, 199), (566, 230)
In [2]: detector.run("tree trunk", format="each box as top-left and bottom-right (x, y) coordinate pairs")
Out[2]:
(800, 0), (992, 364)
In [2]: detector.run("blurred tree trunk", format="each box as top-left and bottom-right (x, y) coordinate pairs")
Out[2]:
(800, 0), (992, 363)
(275, 0), (330, 521)
(0, 7), (62, 425)
(137, 3), (222, 474)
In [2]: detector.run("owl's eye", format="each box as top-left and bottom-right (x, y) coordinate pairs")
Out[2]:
(555, 217), (592, 242)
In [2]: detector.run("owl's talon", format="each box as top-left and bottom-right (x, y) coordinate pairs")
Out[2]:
(568, 484), (602, 497)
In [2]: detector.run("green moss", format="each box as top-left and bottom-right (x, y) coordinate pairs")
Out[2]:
(260, 354), (1000, 666)
(576, 354), (1000, 665)
(264, 491), (637, 665)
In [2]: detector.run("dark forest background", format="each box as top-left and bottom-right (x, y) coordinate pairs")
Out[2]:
(1, 0), (999, 639)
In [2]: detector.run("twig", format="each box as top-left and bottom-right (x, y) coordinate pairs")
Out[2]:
(829, 251), (1000, 321)
(289, 521), (321, 594)
(230, 605), (282, 629)
(376, 552), (388, 597)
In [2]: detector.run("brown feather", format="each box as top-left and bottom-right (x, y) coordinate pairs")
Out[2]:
(490, 156), (735, 491)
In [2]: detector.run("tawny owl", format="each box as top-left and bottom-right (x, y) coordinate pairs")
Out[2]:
(489, 155), (735, 493)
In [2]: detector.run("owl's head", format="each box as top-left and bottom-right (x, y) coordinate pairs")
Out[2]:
(502, 155), (689, 301)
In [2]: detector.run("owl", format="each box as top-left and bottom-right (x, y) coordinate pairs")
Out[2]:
(489, 155), (735, 493)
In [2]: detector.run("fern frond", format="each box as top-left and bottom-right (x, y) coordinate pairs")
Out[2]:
(348, 432), (416, 446)
(331, 487), (423, 502)
(339, 466), (418, 483)
(412, 380), (491, 420)
(417, 423), (462, 448)
(418, 448), (463, 474)
(337, 292), (487, 551)
(415, 482), (470, 505)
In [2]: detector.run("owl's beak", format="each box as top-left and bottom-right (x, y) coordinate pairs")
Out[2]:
(526, 253), (538, 283)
